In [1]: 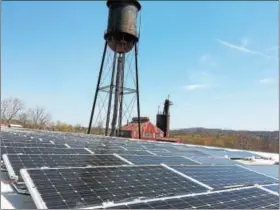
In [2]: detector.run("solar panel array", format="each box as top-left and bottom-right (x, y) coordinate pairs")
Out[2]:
(1, 130), (279, 209)
(187, 156), (237, 165)
(21, 165), (208, 209)
(243, 165), (279, 179)
(1, 146), (91, 157)
(3, 154), (128, 182)
(118, 155), (199, 165)
(168, 165), (278, 190)
(104, 187), (279, 209)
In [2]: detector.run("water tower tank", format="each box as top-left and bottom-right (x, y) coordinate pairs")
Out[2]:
(104, 0), (141, 53)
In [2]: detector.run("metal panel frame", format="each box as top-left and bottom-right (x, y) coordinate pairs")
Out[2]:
(236, 164), (279, 181)
(146, 150), (157, 156)
(84, 148), (95, 154)
(161, 163), (213, 190)
(2, 154), (18, 181)
(113, 153), (134, 165)
(257, 184), (279, 196)
(119, 146), (128, 151)
(118, 154), (200, 165)
(20, 169), (48, 209)
(4, 153), (131, 177)
(21, 164), (171, 172)
(95, 185), (274, 209)
(164, 164), (278, 190)
(22, 164), (213, 209)
(182, 156), (202, 164)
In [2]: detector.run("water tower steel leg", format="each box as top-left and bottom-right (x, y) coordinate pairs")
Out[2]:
(105, 51), (118, 136)
(87, 42), (108, 134)
(135, 43), (141, 139)
(110, 54), (123, 136)
(118, 54), (125, 132)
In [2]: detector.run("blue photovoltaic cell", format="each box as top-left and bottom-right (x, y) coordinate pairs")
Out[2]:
(196, 148), (262, 159)
(189, 156), (236, 165)
(22, 165), (208, 209)
(196, 148), (228, 157)
(159, 150), (210, 157)
(105, 187), (279, 209)
(5, 154), (128, 182)
(119, 155), (199, 165)
(244, 165), (279, 179)
(169, 165), (278, 189)
(1, 141), (67, 148)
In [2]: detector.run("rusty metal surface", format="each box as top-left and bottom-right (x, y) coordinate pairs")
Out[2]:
(104, 1), (141, 53)
(106, 0), (141, 10)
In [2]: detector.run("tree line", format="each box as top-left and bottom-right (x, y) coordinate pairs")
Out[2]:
(170, 130), (279, 153)
(1, 97), (52, 129)
(1, 97), (103, 134)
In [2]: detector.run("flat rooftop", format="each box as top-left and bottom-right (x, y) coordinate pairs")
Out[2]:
(1, 128), (279, 209)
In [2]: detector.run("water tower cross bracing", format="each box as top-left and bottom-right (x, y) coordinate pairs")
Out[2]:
(87, 0), (142, 138)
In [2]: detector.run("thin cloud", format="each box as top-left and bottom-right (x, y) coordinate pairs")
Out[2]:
(266, 46), (279, 52)
(259, 78), (276, 84)
(184, 84), (209, 91)
(240, 37), (248, 47)
(199, 53), (217, 66)
(217, 39), (270, 59)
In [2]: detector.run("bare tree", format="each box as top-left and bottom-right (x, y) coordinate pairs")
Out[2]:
(74, 124), (83, 132)
(1, 97), (24, 123)
(30, 106), (51, 128)
(96, 121), (104, 135)
(17, 112), (31, 126)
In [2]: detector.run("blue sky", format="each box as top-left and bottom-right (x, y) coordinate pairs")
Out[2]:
(2, 1), (278, 131)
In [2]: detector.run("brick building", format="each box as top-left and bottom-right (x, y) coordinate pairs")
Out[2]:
(119, 117), (182, 143)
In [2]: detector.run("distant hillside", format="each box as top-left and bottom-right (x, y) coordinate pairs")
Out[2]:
(170, 128), (279, 153)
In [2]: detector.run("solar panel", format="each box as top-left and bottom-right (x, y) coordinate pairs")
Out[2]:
(1, 146), (91, 156)
(21, 165), (208, 209)
(1, 141), (67, 148)
(90, 149), (154, 156)
(243, 165), (279, 179)
(1, 136), (51, 143)
(104, 187), (279, 209)
(121, 145), (146, 150)
(65, 143), (88, 148)
(159, 150), (210, 157)
(187, 156), (236, 165)
(146, 149), (170, 153)
(171, 146), (198, 151)
(91, 146), (126, 150)
(169, 165), (278, 189)
(119, 155), (199, 165)
(195, 148), (228, 157)
(262, 184), (279, 193)
(224, 150), (257, 159)
(142, 144), (165, 150)
(3, 154), (128, 182)
(197, 148), (262, 159)
(1, 138), (50, 143)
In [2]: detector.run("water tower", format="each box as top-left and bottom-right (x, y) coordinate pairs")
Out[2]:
(87, 0), (142, 138)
